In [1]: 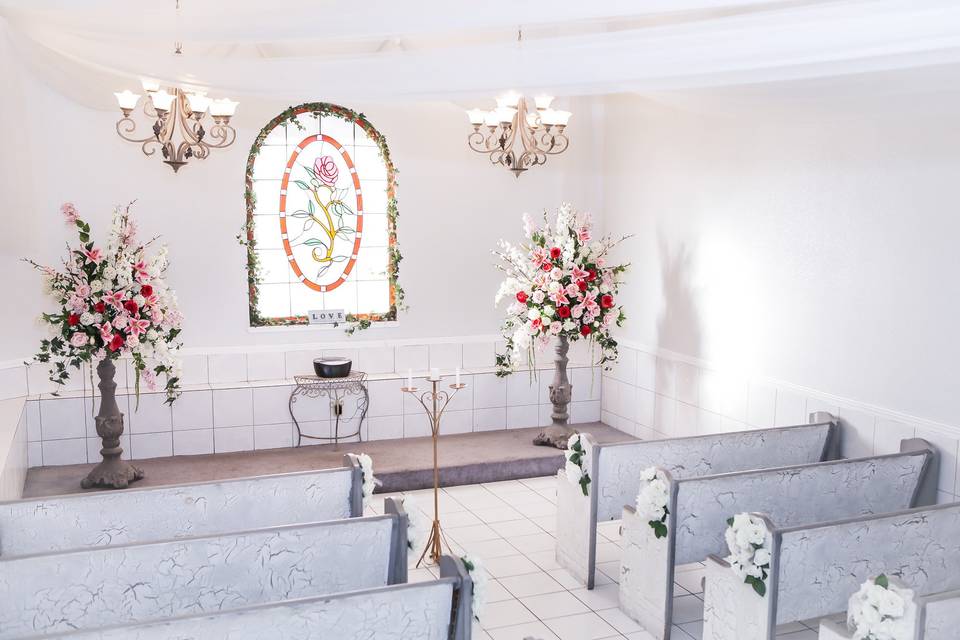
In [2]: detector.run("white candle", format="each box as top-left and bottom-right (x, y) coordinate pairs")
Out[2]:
(407, 369), (413, 388)
(430, 368), (440, 380)
(455, 368), (461, 386)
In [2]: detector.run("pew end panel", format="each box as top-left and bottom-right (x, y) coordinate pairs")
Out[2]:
(344, 453), (365, 517)
(899, 438), (939, 507)
(555, 432), (600, 589)
(809, 412), (841, 461)
(919, 588), (960, 640)
(702, 551), (775, 640)
(439, 555), (473, 640)
(383, 497), (409, 585)
(618, 469), (679, 640)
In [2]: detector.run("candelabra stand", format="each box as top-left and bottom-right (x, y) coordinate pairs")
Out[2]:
(401, 375), (467, 567)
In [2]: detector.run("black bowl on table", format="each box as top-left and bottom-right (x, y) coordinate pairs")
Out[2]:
(313, 358), (352, 378)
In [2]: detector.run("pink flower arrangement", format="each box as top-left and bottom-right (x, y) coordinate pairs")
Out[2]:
(494, 204), (628, 375)
(26, 203), (183, 402)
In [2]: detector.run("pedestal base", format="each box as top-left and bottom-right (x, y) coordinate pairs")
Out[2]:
(81, 459), (144, 490)
(534, 424), (576, 449)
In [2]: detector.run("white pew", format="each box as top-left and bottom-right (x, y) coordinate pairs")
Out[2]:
(619, 441), (937, 639)
(0, 499), (408, 639)
(42, 555), (474, 640)
(0, 456), (363, 556)
(819, 584), (960, 640)
(557, 413), (838, 588)
(702, 502), (960, 640)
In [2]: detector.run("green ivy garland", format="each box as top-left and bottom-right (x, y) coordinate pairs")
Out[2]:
(240, 102), (406, 333)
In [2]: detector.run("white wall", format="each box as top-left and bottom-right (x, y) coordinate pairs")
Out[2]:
(0, 36), (604, 361)
(602, 78), (960, 429)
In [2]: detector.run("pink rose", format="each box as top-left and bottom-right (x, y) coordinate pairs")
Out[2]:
(70, 332), (89, 348)
(75, 284), (91, 298)
(61, 203), (79, 224)
(314, 156), (339, 187)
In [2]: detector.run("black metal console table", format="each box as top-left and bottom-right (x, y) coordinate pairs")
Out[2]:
(288, 372), (369, 446)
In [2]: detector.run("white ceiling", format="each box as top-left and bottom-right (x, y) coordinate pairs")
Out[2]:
(2, 0), (960, 105)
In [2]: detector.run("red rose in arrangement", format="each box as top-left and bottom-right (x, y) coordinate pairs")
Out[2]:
(123, 300), (139, 315)
(587, 268), (597, 282)
(541, 262), (553, 271)
(516, 291), (528, 303)
(601, 295), (614, 308)
(576, 280), (587, 292)
(140, 284), (153, 297)
(108, 333), (125, 351)
(557, 306), (571, 318)
(550, 247), (562, 260)
(580, 324), (592, 336)
(94, 301), (106, 313)
(68, 314), (80, 326)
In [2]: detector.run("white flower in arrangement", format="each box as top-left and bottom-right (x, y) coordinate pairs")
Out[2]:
(565, 433), (592, 496)
(401, 494), (430, 562)
(723, 512), (772, 597)
(847, 575), (916, 640)
(636, 466), (670, 539)
(462, 554), (489, 621)
(90, 279), (104, 293)
(102, 266), (117, 281)
(353, 453), (378, 507)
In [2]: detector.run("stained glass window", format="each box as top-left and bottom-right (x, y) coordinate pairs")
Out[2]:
(244, 103), (401, 327)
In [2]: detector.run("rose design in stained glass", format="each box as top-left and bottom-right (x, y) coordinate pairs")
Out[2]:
(280, 135), (363, 292)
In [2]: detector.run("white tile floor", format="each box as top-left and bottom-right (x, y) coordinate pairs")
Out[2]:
(371, 476), (827, 640)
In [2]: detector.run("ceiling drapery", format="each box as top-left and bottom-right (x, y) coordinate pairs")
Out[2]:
(2, 0), (960, 108)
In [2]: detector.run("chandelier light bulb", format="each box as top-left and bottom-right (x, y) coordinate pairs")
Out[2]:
(551, 110), (572, 126)
(186, 92), (212, 114)
(149, 89), (176, 112)
(525, 112), (540, 129)
(140, 79), (160, 93)
(483, 110), (501, 127)
(495, 106), (517, 125)
(114, 90), (141, 111)
(496, 91), (521, 108)
(210, 98), (239, 117)
(534, 95), (555, 110)
(466, 109), (486, 126)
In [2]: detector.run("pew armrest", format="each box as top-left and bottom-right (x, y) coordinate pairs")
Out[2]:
(383, 497), (409, 584)
(900, 438), (939, 507)
(440, 555), (473, 640)
(702, 555), (772, 640)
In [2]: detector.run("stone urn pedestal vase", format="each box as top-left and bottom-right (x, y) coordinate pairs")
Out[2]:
(81, 359), (144, 490)
(533, 335), (575, 449)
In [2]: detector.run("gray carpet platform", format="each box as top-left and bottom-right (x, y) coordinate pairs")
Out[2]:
(22, 423), (635, 498)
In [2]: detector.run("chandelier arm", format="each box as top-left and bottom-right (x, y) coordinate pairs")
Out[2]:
(205, 123), (237, 149)
(116, 118), (157, 144)
(140, 139), (163, 157)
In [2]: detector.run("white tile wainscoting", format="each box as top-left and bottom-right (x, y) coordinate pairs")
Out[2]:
(601, 341), (960, 504)
(0, 337), (604, 468)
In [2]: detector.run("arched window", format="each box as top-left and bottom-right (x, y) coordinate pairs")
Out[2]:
(243, 103), (402, 328)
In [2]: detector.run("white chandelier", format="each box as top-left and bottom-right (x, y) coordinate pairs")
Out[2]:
(466, 91), (571, 177)
(114, 80), (238, 173)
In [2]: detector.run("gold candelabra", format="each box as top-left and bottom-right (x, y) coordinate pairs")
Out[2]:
(401, 374), (467, 567)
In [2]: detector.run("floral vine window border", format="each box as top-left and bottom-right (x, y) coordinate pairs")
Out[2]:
(243, 102), (404, 332)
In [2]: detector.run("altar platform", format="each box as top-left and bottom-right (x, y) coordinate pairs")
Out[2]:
(22, 422), (635, 498)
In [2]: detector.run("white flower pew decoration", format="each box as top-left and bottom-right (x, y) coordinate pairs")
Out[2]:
(636, 466), (670, 539)
(723, 512), (772, 597)
(401, 494), (430, 561)
(461, 554), (489, 621)
(565, 433), (592, 496)
(350, 453), (380, 508)
(847, 574), (917, 640)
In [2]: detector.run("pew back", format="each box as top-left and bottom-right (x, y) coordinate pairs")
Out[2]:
(0, 463), (361, 556)
(672, 448), (933, 564)
(773, 503), (960, 625)
(593, 420), (836, 521)
(0, 511), (405, 639)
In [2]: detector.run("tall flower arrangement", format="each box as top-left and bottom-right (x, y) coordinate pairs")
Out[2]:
(26, 203), (183, 402)
(494, 203), (627, 376)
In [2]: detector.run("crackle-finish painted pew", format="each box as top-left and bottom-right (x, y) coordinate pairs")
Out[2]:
(42, 555), (473, 640)
(0, 499), (408, 639)
(0, 456), (364, 556)
(702, 502), (960, 640)
(619, 440), (937, 640)
(556, 413), (839, 588)
(819, 586), (960, 640)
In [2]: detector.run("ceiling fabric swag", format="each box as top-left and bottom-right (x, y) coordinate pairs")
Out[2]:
(3, 0), (960, 107)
